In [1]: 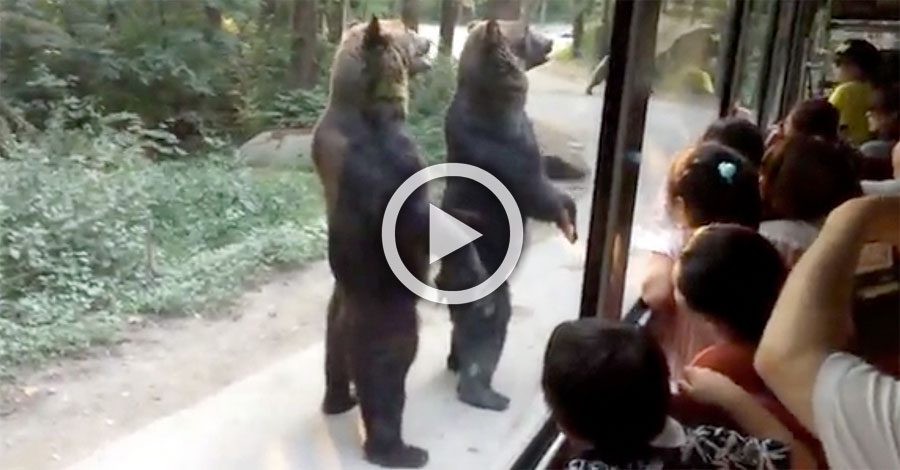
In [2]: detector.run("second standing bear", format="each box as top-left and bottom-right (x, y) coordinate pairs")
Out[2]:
(437, 20), (579, 411)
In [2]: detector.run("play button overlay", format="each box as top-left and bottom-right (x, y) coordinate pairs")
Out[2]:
(428, 205), (482, 264)
(382, 163), (524, 305)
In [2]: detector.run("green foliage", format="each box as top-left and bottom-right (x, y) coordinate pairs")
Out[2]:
(0, 103), (325, 376)
(0, 0), (462, 377)
(408, 56), (457, 164)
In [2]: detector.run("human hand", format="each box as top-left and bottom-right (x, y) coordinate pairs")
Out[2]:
(764, 123), (784, 148)
(678, 366), (746, 409)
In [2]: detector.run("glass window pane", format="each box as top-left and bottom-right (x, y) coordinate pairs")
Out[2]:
(0, 1), (610, 469)
(733, 0), (779, 116)
(621, 0), (733, 364)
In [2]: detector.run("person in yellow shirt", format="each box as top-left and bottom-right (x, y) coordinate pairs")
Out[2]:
(829, 39), (882, 146)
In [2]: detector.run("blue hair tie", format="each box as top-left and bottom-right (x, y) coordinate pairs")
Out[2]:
(717, 161), (737, 184)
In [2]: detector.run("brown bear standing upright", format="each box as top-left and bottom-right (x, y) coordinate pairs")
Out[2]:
(312, 17), (431, 468)
(437, 19), (577, 411)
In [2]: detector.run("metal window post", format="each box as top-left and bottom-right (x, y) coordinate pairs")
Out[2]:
(719, 0), (748, 117)
(579, 0), (660, 321)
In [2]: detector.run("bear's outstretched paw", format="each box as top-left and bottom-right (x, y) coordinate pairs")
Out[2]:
(458, 383), (510, 411)
(365, 443), (429, 468)
(446, 352), (459, 372)
(321, 390), (357, 415)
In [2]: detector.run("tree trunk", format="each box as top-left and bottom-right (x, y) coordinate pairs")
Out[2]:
(290, 0), (318, 89)
(325, 0), (347, 43)
(259, 0), (280, 30)
(486, 0), (520, 20)
(572, 10), (584, 58)
(539, 0), (547, 24)
(400, 0), (419, 31)
(204, 3), (222, 29)
(438, 0), (458, 56)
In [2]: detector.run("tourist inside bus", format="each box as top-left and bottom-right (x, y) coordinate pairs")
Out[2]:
(700, 117), (766, 167)
(542, 319), (812, 469)
(758, 136), (862, 266)
(829, 39), (882, 146)
(672, 224), (826, 466)
(640, 144), (761, 373)
(860, 83), (900, 179)
(755, 195), (900, 469)
(766, 98), (841, 148)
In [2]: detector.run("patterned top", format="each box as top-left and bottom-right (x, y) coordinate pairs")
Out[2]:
(564, 424), (790, 470)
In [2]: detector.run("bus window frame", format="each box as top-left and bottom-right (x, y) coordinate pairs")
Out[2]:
(718, 0), (748, 117)
(511, 0), (764, 465)
(578, 0), (661, 323)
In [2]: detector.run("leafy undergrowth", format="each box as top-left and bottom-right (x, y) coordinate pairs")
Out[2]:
(0, 52), (457, 380)
(0, 115), (325, 378)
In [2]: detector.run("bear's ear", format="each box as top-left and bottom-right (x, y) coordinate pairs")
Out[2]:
(363, 15), (387, 49)
(485, 19), (502, 45)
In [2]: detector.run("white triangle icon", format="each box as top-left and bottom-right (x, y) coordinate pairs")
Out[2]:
(428, 204), (482, 264)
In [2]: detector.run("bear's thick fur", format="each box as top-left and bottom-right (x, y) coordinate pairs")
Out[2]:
(312, 18), (431, 468)
(437, 19), (577, 411)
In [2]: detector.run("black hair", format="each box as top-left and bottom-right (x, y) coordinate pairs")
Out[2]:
(786, 98), (841, 141)
(542, 319), (670, 466)
(667, 143), (762, 229)
(676, 224), (786, 344)
(761, 136), (863, 221)
(835, 39), (882, 82)
(701, 117), (765, 167)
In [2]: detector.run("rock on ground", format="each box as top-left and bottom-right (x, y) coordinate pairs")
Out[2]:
(238, 128), (313, 170)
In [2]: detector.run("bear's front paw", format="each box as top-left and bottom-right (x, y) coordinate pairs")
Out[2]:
(322, 390), (357, 415)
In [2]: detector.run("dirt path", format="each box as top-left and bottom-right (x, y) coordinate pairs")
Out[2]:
(0, 264), (337, 470)
(0, 65), (596, 470)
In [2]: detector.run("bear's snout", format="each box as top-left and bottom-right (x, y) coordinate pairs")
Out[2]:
(543, 38), (553, 55)
(418, 39), (431, 56)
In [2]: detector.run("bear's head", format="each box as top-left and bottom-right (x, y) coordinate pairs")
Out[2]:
(328, 17), (411, 117)
(458, 19), (530, 94)
(467, 19), (553, 70)
(344, 18), (432, 76)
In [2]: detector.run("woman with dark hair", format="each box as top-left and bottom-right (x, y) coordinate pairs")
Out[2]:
(759, 136), (863, 265)
(639, 143), (762, 375)
(765, 98), (841, 147)
(829, 39), (882, 145)
(701, 117), (766, 167)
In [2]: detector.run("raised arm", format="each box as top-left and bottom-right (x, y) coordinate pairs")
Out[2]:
(448, 125), (577, 241)
(755, 196), (900, 429)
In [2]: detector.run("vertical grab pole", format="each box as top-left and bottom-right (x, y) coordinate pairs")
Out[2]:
(719, 0), (748, 117)
(579, 0), (661, 320)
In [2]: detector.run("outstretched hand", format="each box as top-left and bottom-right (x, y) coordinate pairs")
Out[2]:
(678, 366), (745, 409)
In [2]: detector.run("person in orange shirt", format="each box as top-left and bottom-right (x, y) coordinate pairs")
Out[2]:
(672, 224), (827, 467)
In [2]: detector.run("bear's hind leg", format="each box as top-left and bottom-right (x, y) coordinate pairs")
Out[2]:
(352, 304), (427, 468)
(451, 283), (513, 411)
(322, 286), (357, 414)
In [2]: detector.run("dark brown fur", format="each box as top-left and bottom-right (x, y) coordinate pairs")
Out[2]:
(312, 18), (430, 469)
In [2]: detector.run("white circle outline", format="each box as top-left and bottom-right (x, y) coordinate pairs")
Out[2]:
(382, 163), (524, 305)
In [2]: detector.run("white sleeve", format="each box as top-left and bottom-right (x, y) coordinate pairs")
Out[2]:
(862, 179), (900, 196)
(813, 352), (900, 469)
